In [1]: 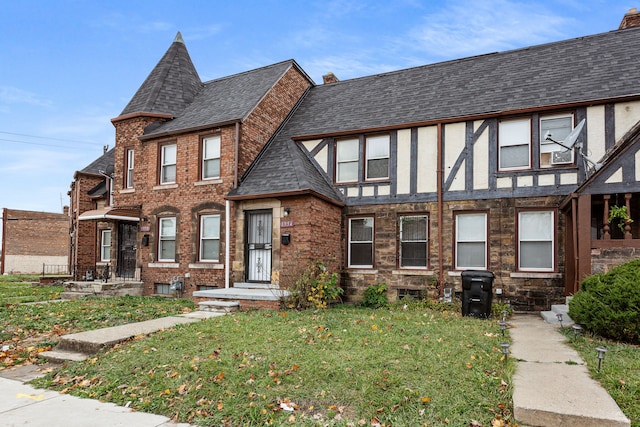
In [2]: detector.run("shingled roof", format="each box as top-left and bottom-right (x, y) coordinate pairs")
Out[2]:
(120, 32), (202, 118)
(230, 26), (640, 202)
(141, 60), (303, 139)
(80, 148), (114, 175)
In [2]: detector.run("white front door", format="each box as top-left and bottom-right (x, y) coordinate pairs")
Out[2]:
(246, 210), (272, 282)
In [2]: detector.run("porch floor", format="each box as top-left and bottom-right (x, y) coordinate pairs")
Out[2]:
(193, 285), (289, 302)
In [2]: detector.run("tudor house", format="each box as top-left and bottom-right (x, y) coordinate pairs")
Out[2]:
(71, 9), (640, 311)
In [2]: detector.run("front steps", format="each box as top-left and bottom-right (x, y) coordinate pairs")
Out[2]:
(60, 280), (144, 299)
(193, 282), (289, 311)
(540, 298), (574, 326)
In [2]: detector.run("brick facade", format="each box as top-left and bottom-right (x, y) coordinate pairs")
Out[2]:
(109, 66), (312, 297)
(1, 208), (69, 274)
(69, 172), (105, 270)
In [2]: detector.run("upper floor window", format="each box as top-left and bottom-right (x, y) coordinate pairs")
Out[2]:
(100, 229), (111, 262)
(455, 212), (487, 270)
(202, 136), (221, 180)
(540, 114), (574, 167)
(348, 217), (374, 268)
(499, 118), (530, 170)
(336, 138), (359, 183)
(199, 214), (220, 262)
(158, 217), (176, 261)
(399, 215), (428, 268)
(125, 149), (134, 188)
(518, 210), (554, 271)
(365, 134), (390, 180)
(160, 144), (177, 184)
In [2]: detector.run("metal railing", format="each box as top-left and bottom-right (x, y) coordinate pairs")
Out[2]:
(42, 261), (138, 282)
(41, 264), (70, 276)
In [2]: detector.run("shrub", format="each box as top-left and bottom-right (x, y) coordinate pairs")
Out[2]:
(361, 283), (388, 308)
(569, 259), (640, 344)
(286, 260), (342, 310)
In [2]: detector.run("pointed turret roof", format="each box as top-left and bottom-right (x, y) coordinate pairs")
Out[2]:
(119, 32), (202, 117)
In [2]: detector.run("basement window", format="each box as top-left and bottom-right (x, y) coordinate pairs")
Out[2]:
(155, 283), (170, 294)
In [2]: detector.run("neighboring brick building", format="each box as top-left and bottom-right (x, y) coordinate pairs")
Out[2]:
(1, 208), (69, 274)
(71, 11), (640, 311)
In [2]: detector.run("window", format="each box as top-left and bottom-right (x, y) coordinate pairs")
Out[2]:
(158, 217), (176, 261)
(499, 118), (530, 170)
(348, 217), (374, 267)
(455, 213), (487, 269)
(202, 136), (221, 180)
(100, 230), (111, 262)
(336, 138), (359, 182)
(365, 134), (389, 180)
(399, 215), (428, 268)
(125, 149), (134, 188)
(518, 210), (554, 271)
(155, 283), (170, 294)
(160, 144), (177, 184)
(200, 214), (220, 262)
(540, 114), (574, 167)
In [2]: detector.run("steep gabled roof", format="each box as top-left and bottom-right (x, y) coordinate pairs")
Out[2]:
(120, 32), (202, 118)
(140, 60), (303, 139)
(80, 148), (114, 175)
(232, 26), (640, 202)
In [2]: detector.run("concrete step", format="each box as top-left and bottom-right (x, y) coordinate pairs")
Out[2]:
(198, 300), (240, 313)
(540, 304), (574, 326)
(233, 282), (279, 290)
(194, 287), (289, 301)
(39, 349), (89, 363)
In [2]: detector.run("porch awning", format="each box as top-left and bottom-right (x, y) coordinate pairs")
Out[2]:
(78, 207), (140, 222)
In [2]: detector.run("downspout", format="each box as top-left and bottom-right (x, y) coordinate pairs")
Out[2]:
(571, 194), (579, 294)
(226, 121), (240, 289)
(437, 123), (444, 297)
(1, 208), (7, 274)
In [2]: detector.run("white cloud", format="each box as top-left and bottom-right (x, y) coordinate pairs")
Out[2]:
(406, 0), (570, 59)
(0, 86), (52, 107)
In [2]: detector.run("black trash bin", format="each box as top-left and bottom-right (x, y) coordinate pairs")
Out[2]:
(461, 270), (494, 318)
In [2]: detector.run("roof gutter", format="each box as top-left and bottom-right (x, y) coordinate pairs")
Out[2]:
(137, 119), (242, 141)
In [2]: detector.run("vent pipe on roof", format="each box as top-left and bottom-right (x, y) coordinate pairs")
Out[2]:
(619, 8), (640, 29)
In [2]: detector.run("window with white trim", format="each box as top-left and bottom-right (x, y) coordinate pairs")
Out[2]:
(100, 230), (111, 262)
(158, 217), (176, 261)
(540, 114), (574, 167)
(202, 136), (221, 180)
(125, 149), (134, 188)
(336, 138), (359, 183)
(499, 118), (530, 170)
(399, 215), (428, 268)
(365, 134), (390, 180)
(199, 214), (220, 262)
(518, 210), (554, 271)
(160, 144), (177, 184)
(348, 217), (374, 268)
(455, 213), (487, 269)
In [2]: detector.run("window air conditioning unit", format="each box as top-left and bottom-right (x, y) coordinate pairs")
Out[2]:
(551, 150), (574, 165)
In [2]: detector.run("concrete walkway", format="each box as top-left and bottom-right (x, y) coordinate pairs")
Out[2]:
(510, 315), (630, 427)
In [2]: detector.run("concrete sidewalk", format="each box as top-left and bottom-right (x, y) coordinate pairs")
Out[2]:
(510, 315), (630, 427)
(0, 375), (194, 427)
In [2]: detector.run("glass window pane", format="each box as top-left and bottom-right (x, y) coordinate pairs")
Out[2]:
(160, 241), (175, 260)
(204, 159), (220, 178)
(520, 211), (552, 240)
(499, 119), (530, 147)
(201, 240), (220, 261)
(457, 214), (485, 241)
(163, 144), (176, 164)
(160, 218), (176, 237)
(103, 230), (111, 245)
(366, 135), (389, 158)
(500, 145), (529, 169)
(204, 137), (220, 159)
(401, 216), (427, 241)
(457, 242), (485, 268)
(351, 218), (373, 242)
(367, 158), (389, 179)
(520, 241), (553, 269)
(400, 242), (427, 267)
(541, 116), (572, 144)
(350, 242), (373, 266)
(337, 139), (358, 161)
(162, 164), (176, 183)
(202, 215), (220, 239)
(338, 161), (358, 182)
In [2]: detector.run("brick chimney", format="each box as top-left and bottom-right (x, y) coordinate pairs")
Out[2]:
(619, 8), (640, 29)
(322, 72), (339, 84)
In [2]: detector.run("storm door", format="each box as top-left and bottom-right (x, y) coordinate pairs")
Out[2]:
(117, 223), (137, 278)
(246, 210), (272, 282)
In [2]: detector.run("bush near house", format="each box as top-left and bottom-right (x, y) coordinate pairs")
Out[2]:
(569, 259), (640, 344)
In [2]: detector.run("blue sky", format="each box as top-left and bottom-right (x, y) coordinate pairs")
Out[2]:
(0, 0), (633, 218)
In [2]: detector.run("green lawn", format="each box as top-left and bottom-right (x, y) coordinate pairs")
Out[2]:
(33, 305), (515, 426)
(561, 329), (640, 427)
(0, 275), (63, 305)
